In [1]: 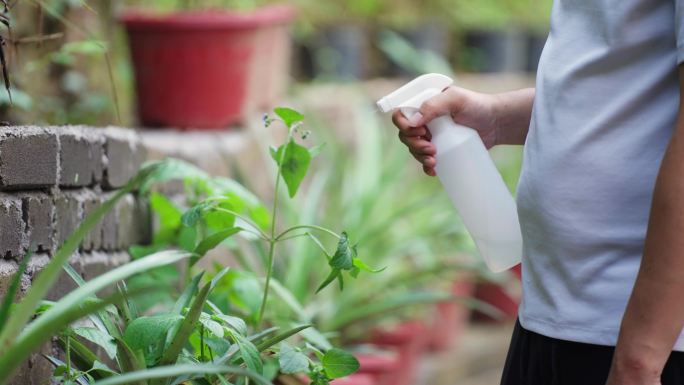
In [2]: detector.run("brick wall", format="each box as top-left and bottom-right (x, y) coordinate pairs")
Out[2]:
(0, 126), (150, 385)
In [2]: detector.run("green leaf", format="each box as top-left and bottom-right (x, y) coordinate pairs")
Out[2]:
(269, 146), (280, 165)
(73, 327), (117, 360)
(172, 272), (203, 316)
(91, 364), (271, 385)
(315, 269), (340, 294)
(330, 233), (353, 270)
(322, 348), (359, 379)
(0, 253), (31, 336)
(182, 205), (203, 227)
(92, 360), (118, 375)
(308, 143), (327, 158)
(255, 324), (312, 352)
(279, 139), (312, 198)
(274, 107), (304, 128)
(230, 331), (263, 374)
(0, 159), (154, 353)
(150, 192), (182, 231)
(123, 314), (183, 351)
(214, 314), (247, 336)
(139, 159), (210, 194)
(204, 200), (235, 230)
(54, 365), (68, 376)
(193, 227), (241, 259)
(278, 343), (309, 374)
(0, 247), (191, 381)
(156, 269), (226, 371)
(352, 258), (385, 274)
(199, 313), (225, 339)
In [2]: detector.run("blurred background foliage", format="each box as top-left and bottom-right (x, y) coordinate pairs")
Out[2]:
(0, 0), (552, 127)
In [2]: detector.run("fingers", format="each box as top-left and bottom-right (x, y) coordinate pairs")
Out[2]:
(423, 165), (436, 177)
(391, 108), (438, 177)
(398, 133), (435, 156)
(414, 86), (464, 127)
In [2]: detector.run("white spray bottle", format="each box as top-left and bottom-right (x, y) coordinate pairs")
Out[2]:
(377, 73), (522, 272)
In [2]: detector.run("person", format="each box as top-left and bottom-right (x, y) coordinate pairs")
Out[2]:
(391, 1), (684, 384)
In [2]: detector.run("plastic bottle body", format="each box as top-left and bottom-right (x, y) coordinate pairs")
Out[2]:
(427, 116), (522, 272)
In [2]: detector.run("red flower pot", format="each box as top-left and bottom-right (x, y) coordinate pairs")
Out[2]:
(355, 352), (400, 385)
(427, 278), (476, 351)
(120, 6), (294, 129)
(472, 264), (522, 322)
(369, 322), (427, 385)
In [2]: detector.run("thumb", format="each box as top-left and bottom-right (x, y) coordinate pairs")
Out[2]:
(412, 87), (462, 127)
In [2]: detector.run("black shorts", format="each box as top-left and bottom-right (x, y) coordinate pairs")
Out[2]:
(501, 320), (684, 385)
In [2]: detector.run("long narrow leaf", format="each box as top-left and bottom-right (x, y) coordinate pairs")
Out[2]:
(0, 290), (132, 383)
(92, 364), (271, 385)
(0, 250), (191, 382)
(0, 162), (162, 355)
(62, 263), (120, 338)
(157, 279), (212, 368)
(0, 253), (31, 335)
(327, 292), (453, 330)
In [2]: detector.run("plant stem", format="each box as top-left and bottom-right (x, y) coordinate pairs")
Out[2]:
(257, 143), (286, 325)
(275, 225), (340, 242)
(66, 333), (71, 378)
(213, 208), (270, 240)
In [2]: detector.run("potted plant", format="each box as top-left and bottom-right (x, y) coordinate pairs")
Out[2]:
(447, 0), (528, 73)
(291, 0), (385, 80)
(118, 0), (296, 129)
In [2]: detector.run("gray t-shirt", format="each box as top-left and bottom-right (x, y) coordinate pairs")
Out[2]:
(517, 0), (684, 349)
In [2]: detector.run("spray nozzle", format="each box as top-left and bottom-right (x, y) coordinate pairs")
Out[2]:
(376, 73), (454, 113)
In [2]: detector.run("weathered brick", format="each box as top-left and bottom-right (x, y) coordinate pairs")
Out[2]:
(53, 190), (86, 250)
(0, 193), (26, 259)
(116, 194), (136, 249)
(103, 127), (144, 189)
(19, 193), (54, 254)
(0, 127), (58, 190)
(57, 126), (105, 187)
(0, 259), (19, 300)
(81, 191), (103, 252)
(101, 192), (118, 251)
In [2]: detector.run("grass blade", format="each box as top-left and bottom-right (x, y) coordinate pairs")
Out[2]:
(0, 253), (31, 335)
(0, 162), (162, 355)
(92, 364), (272, 385)
(0, 250), (191, 383)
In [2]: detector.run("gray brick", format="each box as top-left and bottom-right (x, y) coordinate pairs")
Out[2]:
(0, 127), (58, 190)
(57, 126), (105, 187)
(116, 194), (136, 249)
(0, 193), (26, 259)
(19, 193), (54, 254)
(103, 127), (144, 189)
(101, 192), (118, 250)
(0, 259), (20, 301)
(53, 190), (86, 249)
(81, 191), (103, 252)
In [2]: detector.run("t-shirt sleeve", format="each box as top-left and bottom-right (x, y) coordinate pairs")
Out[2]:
(677, 0), (684, 64)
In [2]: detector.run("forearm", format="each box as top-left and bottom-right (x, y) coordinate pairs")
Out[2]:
(609, 68), (684, 383)
(493, 88), (535, 146)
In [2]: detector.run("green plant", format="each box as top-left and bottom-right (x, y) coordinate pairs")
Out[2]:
(6, 107), (370, 385)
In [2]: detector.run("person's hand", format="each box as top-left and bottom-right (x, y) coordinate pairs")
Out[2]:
(391, 86), (500, 176)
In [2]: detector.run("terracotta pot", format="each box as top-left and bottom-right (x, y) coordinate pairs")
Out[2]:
(120, 6), (294, 129)
(427, 278), (476, 351)
(369, 322), (427, 385)
(472, 264), (521, 322)
(355, 352), (400, 385)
